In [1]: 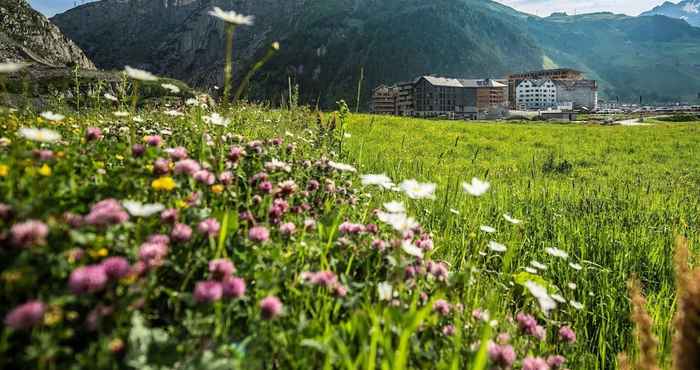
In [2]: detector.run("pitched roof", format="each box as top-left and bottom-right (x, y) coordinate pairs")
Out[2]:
(421, 76), (463, 87)
(517, 79), (553, 88)
(420, 76), (507, 88)
(459, 79), (507, 88)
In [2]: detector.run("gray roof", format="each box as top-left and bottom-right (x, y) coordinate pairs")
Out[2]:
(420, 76), (506, 88)
(517, 79), (553, 88)
(553, 79), (597, 89)
(421, 76), (463, 87)
(459, 79), (507, 88)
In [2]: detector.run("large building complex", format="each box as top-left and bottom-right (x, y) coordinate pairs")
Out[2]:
(507, 68), (584, 109)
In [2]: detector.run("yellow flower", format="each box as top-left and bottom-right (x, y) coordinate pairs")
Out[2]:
(38, 164), (52, 176)
(88, 248), (109, 258)
(211, 184), (224, 194)
(152, 176), (176, 191)
(0, 164), (8, 177)
(176, 199), (188, 209)
(44, 306), (63, 326)
(115, 154), (124, 160)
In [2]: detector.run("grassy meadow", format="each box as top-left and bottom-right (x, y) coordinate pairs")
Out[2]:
(344, 114), (700, 369)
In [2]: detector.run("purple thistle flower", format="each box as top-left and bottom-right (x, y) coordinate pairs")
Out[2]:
(306, 179), (320, 192)
(33, 149), (54, 161)
(227, 146), (246, 162)
(63, 212), (84, 228)
(153, 158), (171, 175)
(248, 226), (270, 243)
(209, 259), (236, 280)
(442, 324), (455, 336)
(222, 277), (246, 299)
(193, 281), (223, 303)
(193, 170), (215, 185)
(488, 343), (516, 368)
(304, 219), (316, 231)
(86, 127), (103, 141)
(219, 171), (234, 185)
(10, 220), (49, 247)
(4, 301), (45, 331)
(260, 296), (283, 320)
(371, 239), (386, 252)
(547, 355), (567, 369)
(84, 199), (129, 227)
(160, 208), (178, 224)
(339, 222), (365, 235)
(147, 234), (170, 246)
(258, 181), (273, 193)
(558, 325), (577, 343)
(166, 146), (188, 160)
(144, 135), (162, 147)
(433, 299), (451, 316)
(279, 222), (296, 237)
(138, 242), (168, 268)
(131, 144), (145, 157)
(0, 203), (12, 221)
(278, 180), (297, 196)
(522, 357), (550, 370)
(197, 218), (220, 237)
(171, 223), (192, 243)
(516, 312), (540, 336)
(427, 261), (449, 281)
(69, 265), (108, 294)
(174, 159), (201, 176)
(101, 257), (130, 281)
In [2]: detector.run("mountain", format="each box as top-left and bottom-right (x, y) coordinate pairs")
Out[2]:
(50, 0), (700, 106)
(0, 0), (94, 69)
(642, 1), (700, 27)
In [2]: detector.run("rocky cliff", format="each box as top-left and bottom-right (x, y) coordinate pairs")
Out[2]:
(642, 1), (700, 27)
(0, 0), (94, 69)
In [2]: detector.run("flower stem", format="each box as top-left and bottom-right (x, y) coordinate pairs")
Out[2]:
(233, 46), (278, 104)
(222, 24), (236, 108)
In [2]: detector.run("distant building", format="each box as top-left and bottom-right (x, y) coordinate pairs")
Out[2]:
(515, 80), (558, 110)
(396, 80), (415, 116)
(412, 76), (507, 119)
(370, 85), (399, 115)
(553, 79), (598, 111)
(507, 68), (584, 109)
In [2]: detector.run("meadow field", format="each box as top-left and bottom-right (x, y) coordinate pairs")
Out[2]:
(0, 100), (698, 370)
(344, 115), (700, 369)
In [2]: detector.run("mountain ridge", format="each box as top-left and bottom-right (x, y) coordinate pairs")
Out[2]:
(642, 0), (700, 27)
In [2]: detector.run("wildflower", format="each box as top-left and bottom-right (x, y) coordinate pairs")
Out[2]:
(144, 135), (162, 147)
(522, 357), (550, 370)
(209, 7), (255, 25)
(163, 109), (183, 117)
(428, 261), (449, 280)
(101, 257), (131, 281)
(278, 180), (298, 196)
(171, 223), (193, 243)
(545, 247), (569, 259)
(147, 234), (170, 245)
(18, 127), (61, 143)
(547, 355), (566, 369)
(339, 222), (365, 235)
(487, 241), (507, 253)
(4, 301), (45, 331)
(306, 179), (320, 192)
(383, 201), (405, 214)
(160, 208), (178, 224)
(264, 159), (291, 172)
(84, 199), (129, 227)
(377, 212), (418, 233)
(0, 164), (8, 177)
(530, 260), (547, 270)
(551, 294), (566, 303)
(161, 83), (180, 94)
(203, 112), (230, 126)
(165, 147), (188, 160)
(222, 277), (246, 298)
(279, 222), (296, 237)
(0, 62), (29, 74)
(104, 93), (118, 102)
(442, 324), (456, 336)
(152, 176), (176, 191)
(249, 226), (270, 243)
(399, 179), (436, 200)
(259, 296), (283, 320)
(558, 326), (576, 343)
(69, 265), (108, 294)
(124, 66), (158, 81)
(488, 343), (516, 368)
(11, 220), (49, 247)
(122, 200), (165, 217)
(40, 111), (65, 122)
(198, 218), (220, 237)
(480, 225), (496, 233)
(328, 161), (357, 172)
(174, 159), (201, 176)
(193, 281), (223, 303)
(131, 144), (145, 157)
(0, 203), (11, 220)
(462, 177), (490, 196)
(401, 240), (424, 258)
(33, 149), (54, 161)
(361, 174), (393, 188)
(209, 259), (236, 281)
(377, 282), (393, 301)
(138, 242), (168, 268)
(503, 213), (522, 224)
(567, 283), (577, 290)
(193, 170), (216, 185)
(228, 146), (246, 162)
(38, 164), (52, 176)
(113, 111), (130, 117)
(86, 127), (103, 141)
(219, 171), (234, 186)
(569, 262), (583, 270)
(433, 299), (451, 316)
(525, 281), (557, 314)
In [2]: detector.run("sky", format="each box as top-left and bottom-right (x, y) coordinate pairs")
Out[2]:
(30, 0), (671, 17)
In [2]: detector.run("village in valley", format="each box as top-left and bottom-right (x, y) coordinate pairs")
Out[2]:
(371, 68), (700, 121)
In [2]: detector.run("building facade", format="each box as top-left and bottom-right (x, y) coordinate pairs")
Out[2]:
(553, 80), (598, 111)
(370, 85), (399, 115)
(413, 76), (507, 118)
(396, 80), (415, 116)
(507, 68), (584, 109)
(515, 80), (558, 110)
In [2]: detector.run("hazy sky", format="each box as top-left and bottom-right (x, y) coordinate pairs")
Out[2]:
(30, 0), (669, 17)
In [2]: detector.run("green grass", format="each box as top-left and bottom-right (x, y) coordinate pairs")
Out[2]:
(344, 114), (700, 369)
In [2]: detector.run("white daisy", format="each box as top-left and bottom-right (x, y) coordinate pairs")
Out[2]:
(203, 113), (230, 126)
(265, 159), (291, 172)
(113, 111), (130, 117)
(524, 281), (557, 314)
(480, 225), (496, 234)
(40, 111), (65, 122)
(569, 262), (583, 271)
(462, 177), (490, 196)
(399, 179), (436, 200)
(401, 240), (424, 258)
(185, 98), (199, 106)
(545, 247), (569, 259)
(208, 7), (255, 25)
(161, 83), (180, 94)
(124, 66), (158, 81)
(163, 110), (184, 117)
(377, 282), (393, 301)
(525, 267), (538, 274)
(328, 161), (356, 173)
(104, 93), (118, 102)
(122, 201), (165, 217)
(0, 62), (29, 73)
(383, 201), (405, 214)
(487, 241), (507, 253)
(377, 212), (418, 233)
(567, 283), (577, 290)
(18, 128), (61, 143)
(530, 260), (547, 270)
(133, 116), (144, 123)
(503, 214), (522, 224)
(361, 174), (393, 188)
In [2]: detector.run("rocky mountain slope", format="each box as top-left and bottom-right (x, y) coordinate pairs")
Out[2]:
(0, 0), (94, 69)
(50, 0), (700, 105)
(642, 1), (700, 27)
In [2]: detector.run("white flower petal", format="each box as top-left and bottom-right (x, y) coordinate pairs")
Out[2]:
(462, 177), (490, 196)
